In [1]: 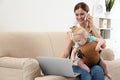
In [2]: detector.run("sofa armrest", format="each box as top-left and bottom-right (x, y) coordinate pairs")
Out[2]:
(0, 57), (41, 80)
(100, 48), (115, 61)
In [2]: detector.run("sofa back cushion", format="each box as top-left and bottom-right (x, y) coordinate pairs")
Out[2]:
(0, 49), (8, 57)
(0, 32), (66, 58)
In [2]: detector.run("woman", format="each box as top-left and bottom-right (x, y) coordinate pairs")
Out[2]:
(60, 2), (106, 80)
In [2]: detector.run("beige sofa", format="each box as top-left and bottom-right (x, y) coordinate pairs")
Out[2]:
(0, 32), (120, 80)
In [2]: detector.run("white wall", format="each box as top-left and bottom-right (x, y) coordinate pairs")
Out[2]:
(0, 0), (83, 32)
(0, 0), (120, 59)
(105, 0), (120, 59)
(0, 0), (99, 32)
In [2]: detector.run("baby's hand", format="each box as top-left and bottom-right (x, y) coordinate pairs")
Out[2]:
(71, 58), (75, 64)
(95, 45), (101, 51)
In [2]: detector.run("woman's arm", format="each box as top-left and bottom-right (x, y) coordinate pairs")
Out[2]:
(91, 26), (106, 48)
(95, 38), (105, 51)
(91, 25), (102, 38)
(88, 14), (106, 48)
(59, 32), (73, 58)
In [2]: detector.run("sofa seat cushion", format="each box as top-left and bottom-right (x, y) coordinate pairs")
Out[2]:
(35, 75), (79, 80)
(35, 75), (67, 80)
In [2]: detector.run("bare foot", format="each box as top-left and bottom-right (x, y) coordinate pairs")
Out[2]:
(106, 74), (112, 80)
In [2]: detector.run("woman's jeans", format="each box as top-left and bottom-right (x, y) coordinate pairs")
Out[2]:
(72, 65), (105, 80)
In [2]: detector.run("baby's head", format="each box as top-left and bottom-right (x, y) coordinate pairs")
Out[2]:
(72, 27), (88, 45)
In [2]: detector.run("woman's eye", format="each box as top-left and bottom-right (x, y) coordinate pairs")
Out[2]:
(80, 13), (84, 15)
(75, 14), (79, 16)
(75, 13), (85, 17)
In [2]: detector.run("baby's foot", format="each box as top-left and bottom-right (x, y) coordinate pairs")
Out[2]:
(106, 74), (112, 80)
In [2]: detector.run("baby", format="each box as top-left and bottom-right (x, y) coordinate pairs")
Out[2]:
(70, 26), (112, 80)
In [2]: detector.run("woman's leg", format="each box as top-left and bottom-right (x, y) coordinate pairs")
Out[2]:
(91, 65), (105, 80)
(72, 65), (91, 80)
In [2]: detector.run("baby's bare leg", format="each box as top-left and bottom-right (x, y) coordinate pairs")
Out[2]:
(100, 60), (112, 80)
(99, 60), (108, 74)
(77, 60), (90, 73)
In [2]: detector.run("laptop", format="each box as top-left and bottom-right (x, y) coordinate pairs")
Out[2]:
(36, 57), (80, 77)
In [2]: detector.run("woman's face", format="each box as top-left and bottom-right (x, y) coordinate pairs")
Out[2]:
(74, 8), (87, 24)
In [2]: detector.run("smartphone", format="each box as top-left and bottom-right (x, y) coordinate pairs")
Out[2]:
(84, 14), (88, 21)
(84, 13), (90, 21)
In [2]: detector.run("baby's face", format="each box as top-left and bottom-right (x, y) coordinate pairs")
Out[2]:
(73, 34), (87, 46)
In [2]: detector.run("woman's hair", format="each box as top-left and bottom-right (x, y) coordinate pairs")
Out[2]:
(74, 2), (89, 13)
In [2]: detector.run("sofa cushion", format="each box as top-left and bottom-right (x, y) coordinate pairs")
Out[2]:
(35, 75), (79, 80)
(35, 75), (67, 80)
(0, 50), (8, 57)
(0, 32), (67, 58)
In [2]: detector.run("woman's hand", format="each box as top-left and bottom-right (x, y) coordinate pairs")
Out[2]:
(87, 14), (94, 28)
(96, 38), (105, 51)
